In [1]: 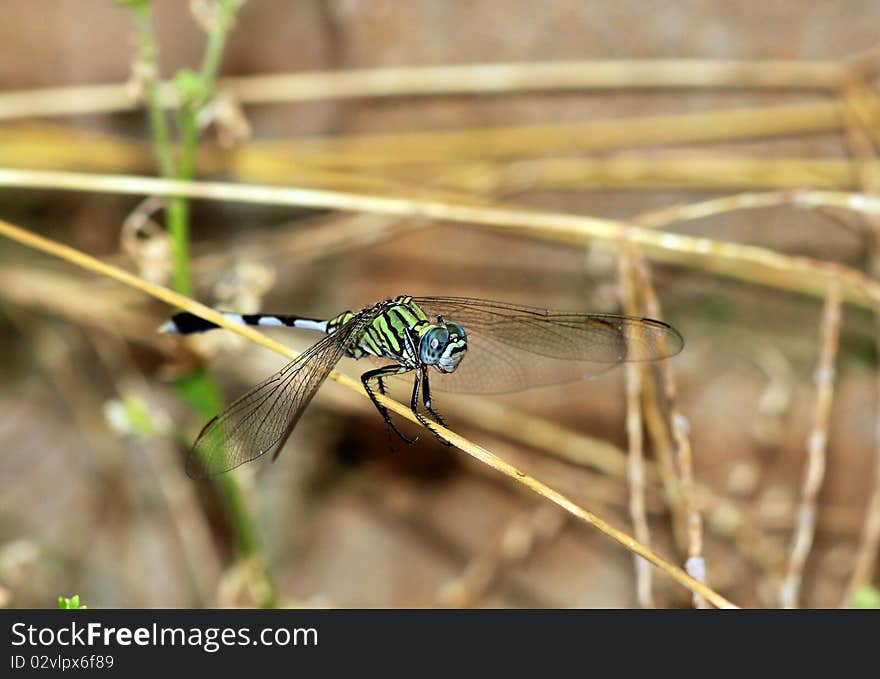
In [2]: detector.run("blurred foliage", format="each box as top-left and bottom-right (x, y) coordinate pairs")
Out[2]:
(852, 585), (880, 609)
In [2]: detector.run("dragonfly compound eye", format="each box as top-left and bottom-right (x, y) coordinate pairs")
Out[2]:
(419, 326), (449, 364)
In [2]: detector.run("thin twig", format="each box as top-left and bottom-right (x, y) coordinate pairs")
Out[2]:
(2, 169), (880, 310)
(630, 249), (707, 608)
(640, 365), (688, 551)
(0, 60), (844, 120)
(0, 216), (738, 609)
(779, 284), (842, 608)
(635, 188), (879, 231)
(618, 244), (654, 607)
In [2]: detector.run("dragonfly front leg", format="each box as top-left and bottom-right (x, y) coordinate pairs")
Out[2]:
(361, 365), (415, 445)
(420, 367), (450, 433)
(410, 370), (452, 446)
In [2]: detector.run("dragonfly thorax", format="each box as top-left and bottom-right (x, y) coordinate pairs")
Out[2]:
(418, 321), (467, 373)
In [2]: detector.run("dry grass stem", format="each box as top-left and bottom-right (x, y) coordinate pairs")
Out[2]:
(0, 60), (844, 120)
(5, 123), (877, 192)
(247, 101), (850, 168)
(407, 157), (873, 193)
(631, 252), (707, 608)
(3, 170), (880, 311)
(779, 284), (842, 608)
(618, 245), (655, 607)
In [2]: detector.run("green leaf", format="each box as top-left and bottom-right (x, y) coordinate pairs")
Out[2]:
(115, 0), (150, 8)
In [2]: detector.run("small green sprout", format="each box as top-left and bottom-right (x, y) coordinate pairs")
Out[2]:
(57, 594), (87, 610)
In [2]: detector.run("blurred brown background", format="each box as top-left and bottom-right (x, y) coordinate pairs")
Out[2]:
(1, 1), (879, 609)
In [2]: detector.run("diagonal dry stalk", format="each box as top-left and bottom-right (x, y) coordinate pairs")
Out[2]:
(779, 284), (842, 608)
(0, 216), (738, 609)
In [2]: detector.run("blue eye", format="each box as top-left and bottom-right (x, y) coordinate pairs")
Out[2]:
(420, 326), (449, 364)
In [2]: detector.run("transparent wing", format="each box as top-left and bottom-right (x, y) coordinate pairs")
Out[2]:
(411, 296), (684, 394)
(186, 312), (372, 478)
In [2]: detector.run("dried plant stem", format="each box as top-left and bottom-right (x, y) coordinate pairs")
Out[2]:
(250, 102), (849, 168)
(442, 398), (631, 477)
(3, 169), (880, 310)
(631, 252), (707, 608)
(640, 371), (688, 550)
(406, 156), (872, 192)
(0, 216), (738, 609)
(618, 245), (654, 608)
(0, 60), (843, 120)
(219, 60), (843, 99)
(635, 188), (879, 230)
(6, 125), (876, 192)
(779, 284), (842, 608)
(838, 79), (880, 606)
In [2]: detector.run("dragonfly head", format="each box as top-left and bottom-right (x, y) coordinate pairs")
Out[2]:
(419, 321), (467, 373)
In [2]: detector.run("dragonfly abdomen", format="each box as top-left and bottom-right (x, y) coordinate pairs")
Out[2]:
(160, 311), (330, 335)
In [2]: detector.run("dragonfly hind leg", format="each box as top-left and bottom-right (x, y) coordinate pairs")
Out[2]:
(361, 366), (415, 445)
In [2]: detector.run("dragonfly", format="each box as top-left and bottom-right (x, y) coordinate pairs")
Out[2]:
(161, 295), (683, 478)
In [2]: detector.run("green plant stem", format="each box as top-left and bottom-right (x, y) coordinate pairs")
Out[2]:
(132, 5), (175, 179)
(132, 2), (191, 296)
(170, 0), (238, 296)
(199, 0), (238, 88)
(129, 0), (274, 607)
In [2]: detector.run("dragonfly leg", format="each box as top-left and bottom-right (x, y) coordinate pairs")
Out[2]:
(420, 368), (450, 431)
(376, 375), (401, 452)
(410, 370), (452, 446)
(361, 365), (415, 445)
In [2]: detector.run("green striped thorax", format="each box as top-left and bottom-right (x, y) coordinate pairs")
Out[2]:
(417, 319), (467, 373)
